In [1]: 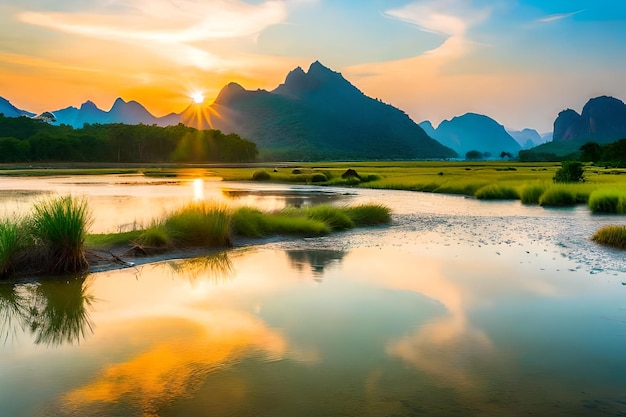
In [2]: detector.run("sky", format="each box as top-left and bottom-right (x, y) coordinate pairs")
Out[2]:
(1, 0), (625, 132)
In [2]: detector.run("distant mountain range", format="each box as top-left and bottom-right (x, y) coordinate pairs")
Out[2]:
(3, 63), (626, 161)
(419, 113), (521, 157)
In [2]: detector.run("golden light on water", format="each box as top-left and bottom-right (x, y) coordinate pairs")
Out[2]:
(193, 178), (204, 201)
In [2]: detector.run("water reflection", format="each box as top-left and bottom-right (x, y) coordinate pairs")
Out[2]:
(161, 251), (234, 283)
(221, 188), (351, 209)
(286, 249), (346, 280)
(0, 276), (95, 346)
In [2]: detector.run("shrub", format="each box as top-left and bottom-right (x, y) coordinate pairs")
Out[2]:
(539, 187), (577, 207)
(588, 190), (626, 214)
(163, 203), (231, 247)
(553, 161), (585, 183)
(344, 204), (391, 226)
(31, 195), (92, 274)
(474, 184), (519, 200)
(310, 173), (328, 183)
(519, 183), (547, 205)
(592, 225), (626, 249)
(252, 170), (271, 181)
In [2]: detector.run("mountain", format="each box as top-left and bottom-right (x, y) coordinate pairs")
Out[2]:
(552, 96), (626, 144)
(422, 113), (521, 158)
(202, 61), (456, 160)
(507, 128), (546, 149)
(51, 98), (178, 128)
(0, 97), (35, 118)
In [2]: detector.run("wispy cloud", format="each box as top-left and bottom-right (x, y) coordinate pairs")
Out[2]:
(538, 10), (584, 23)
(18, 0), (287, 70)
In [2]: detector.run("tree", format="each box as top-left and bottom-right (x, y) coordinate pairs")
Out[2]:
(465, 150), (483, 160)
(500, 151), (513, 160)
(579, 142), (602, 162)
(553, 161), (585, 183)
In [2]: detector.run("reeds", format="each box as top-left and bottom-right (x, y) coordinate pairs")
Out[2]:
(592, 225), (626, 249)
(0, 217), (27, 277)
(519, 183), (547, 205)
(343, 203), (392, 226)
(31, 196), (92, 274)
(160, 203), (232, 248)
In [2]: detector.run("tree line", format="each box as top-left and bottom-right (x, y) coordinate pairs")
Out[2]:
(0, 115), (258, 163)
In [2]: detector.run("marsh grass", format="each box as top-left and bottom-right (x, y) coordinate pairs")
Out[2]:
(0, 217), (27, 277)
(539, 184), (594, 207)
(305, 205), (355, 230)
(520, 183), (548, 204)
(232, 207), (330, 237)
(592, 225), (626, 249)
(588, 189), (626, 214)
(85, 230), (142, 250)
(31, 196), (92, 274)
(474, 184), (519, 200)
(162, 203), (232, 248)
(343, 204), (392, 226)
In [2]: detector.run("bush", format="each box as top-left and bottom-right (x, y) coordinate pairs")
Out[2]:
(592, 225), (626, 249)
(553, 161), (585, 183)
(252, 170), (270, 181)
(310, 173), (328, 183)
(474, 184), (519, 200)
(520, 183), (547, 205)
(539, 187), (577, 207)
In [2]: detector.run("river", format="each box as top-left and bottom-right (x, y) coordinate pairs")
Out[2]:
(0, 173), (625, 416)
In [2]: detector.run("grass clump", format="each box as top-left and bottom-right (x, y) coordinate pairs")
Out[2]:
(232, 207), (330, 237)
(592, 225), (626, 249)
(520, 183), (547, 205)
(474, 184), (519, 200)
(539, 186), (577, 207)
(252, 170), (271, 181)
(32, 196), (92, 274)
(0, 217), (27, 277)
(162, 203), (232, 248)
(85, 230), (142, 250)
(588, 190), (626, 214)
(344, 204), (391, 226)
(305, 205), (355, 230)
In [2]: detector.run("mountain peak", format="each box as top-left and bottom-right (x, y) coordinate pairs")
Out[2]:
(80, 100), (99, 111)
(273, 61), (359, 100)
(214, 82), (246, 105)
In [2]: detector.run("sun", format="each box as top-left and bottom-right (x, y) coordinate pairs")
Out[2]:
(190, 91), (204, 104)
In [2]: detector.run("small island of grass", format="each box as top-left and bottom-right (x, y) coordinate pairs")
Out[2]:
(0, 195), (392, 279)
(591, 225), (626, 250)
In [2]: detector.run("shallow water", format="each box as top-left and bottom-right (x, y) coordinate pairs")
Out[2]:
(0, 174), (625, 416)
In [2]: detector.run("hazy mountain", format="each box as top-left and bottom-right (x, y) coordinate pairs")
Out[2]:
(507, 128), (546, 149)
(552, 96), (626, 144)
(423, 113), (521, 158)
(202, 61), (456, 160)
(51, 98), (179, 128)
(0, 97), (34, 118)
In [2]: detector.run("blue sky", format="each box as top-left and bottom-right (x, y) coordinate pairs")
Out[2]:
(1, 0), (625, 132)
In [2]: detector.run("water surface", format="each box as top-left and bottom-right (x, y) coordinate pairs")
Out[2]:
(0, 174), (625, 416)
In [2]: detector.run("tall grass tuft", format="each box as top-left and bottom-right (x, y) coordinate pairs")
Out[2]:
(539, 186), (577, 207)
(474, 184), (519, 200)
(163, 202), (232, 248)
(305, 205), (355, 230)
(232, 207), (331, 237)
(588, 190), (626, 214)
(0, 217), (27, 277)
(344, 204), (391, 226)
(31, 195), (92, 274)
(519, 183), (547, 205)
(592, 225), (626, 249)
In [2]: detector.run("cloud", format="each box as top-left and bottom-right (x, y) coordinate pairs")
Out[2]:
(538, 10), (584, 23)
(18, 0), (287, 70)
(384, 0), (491, 37)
